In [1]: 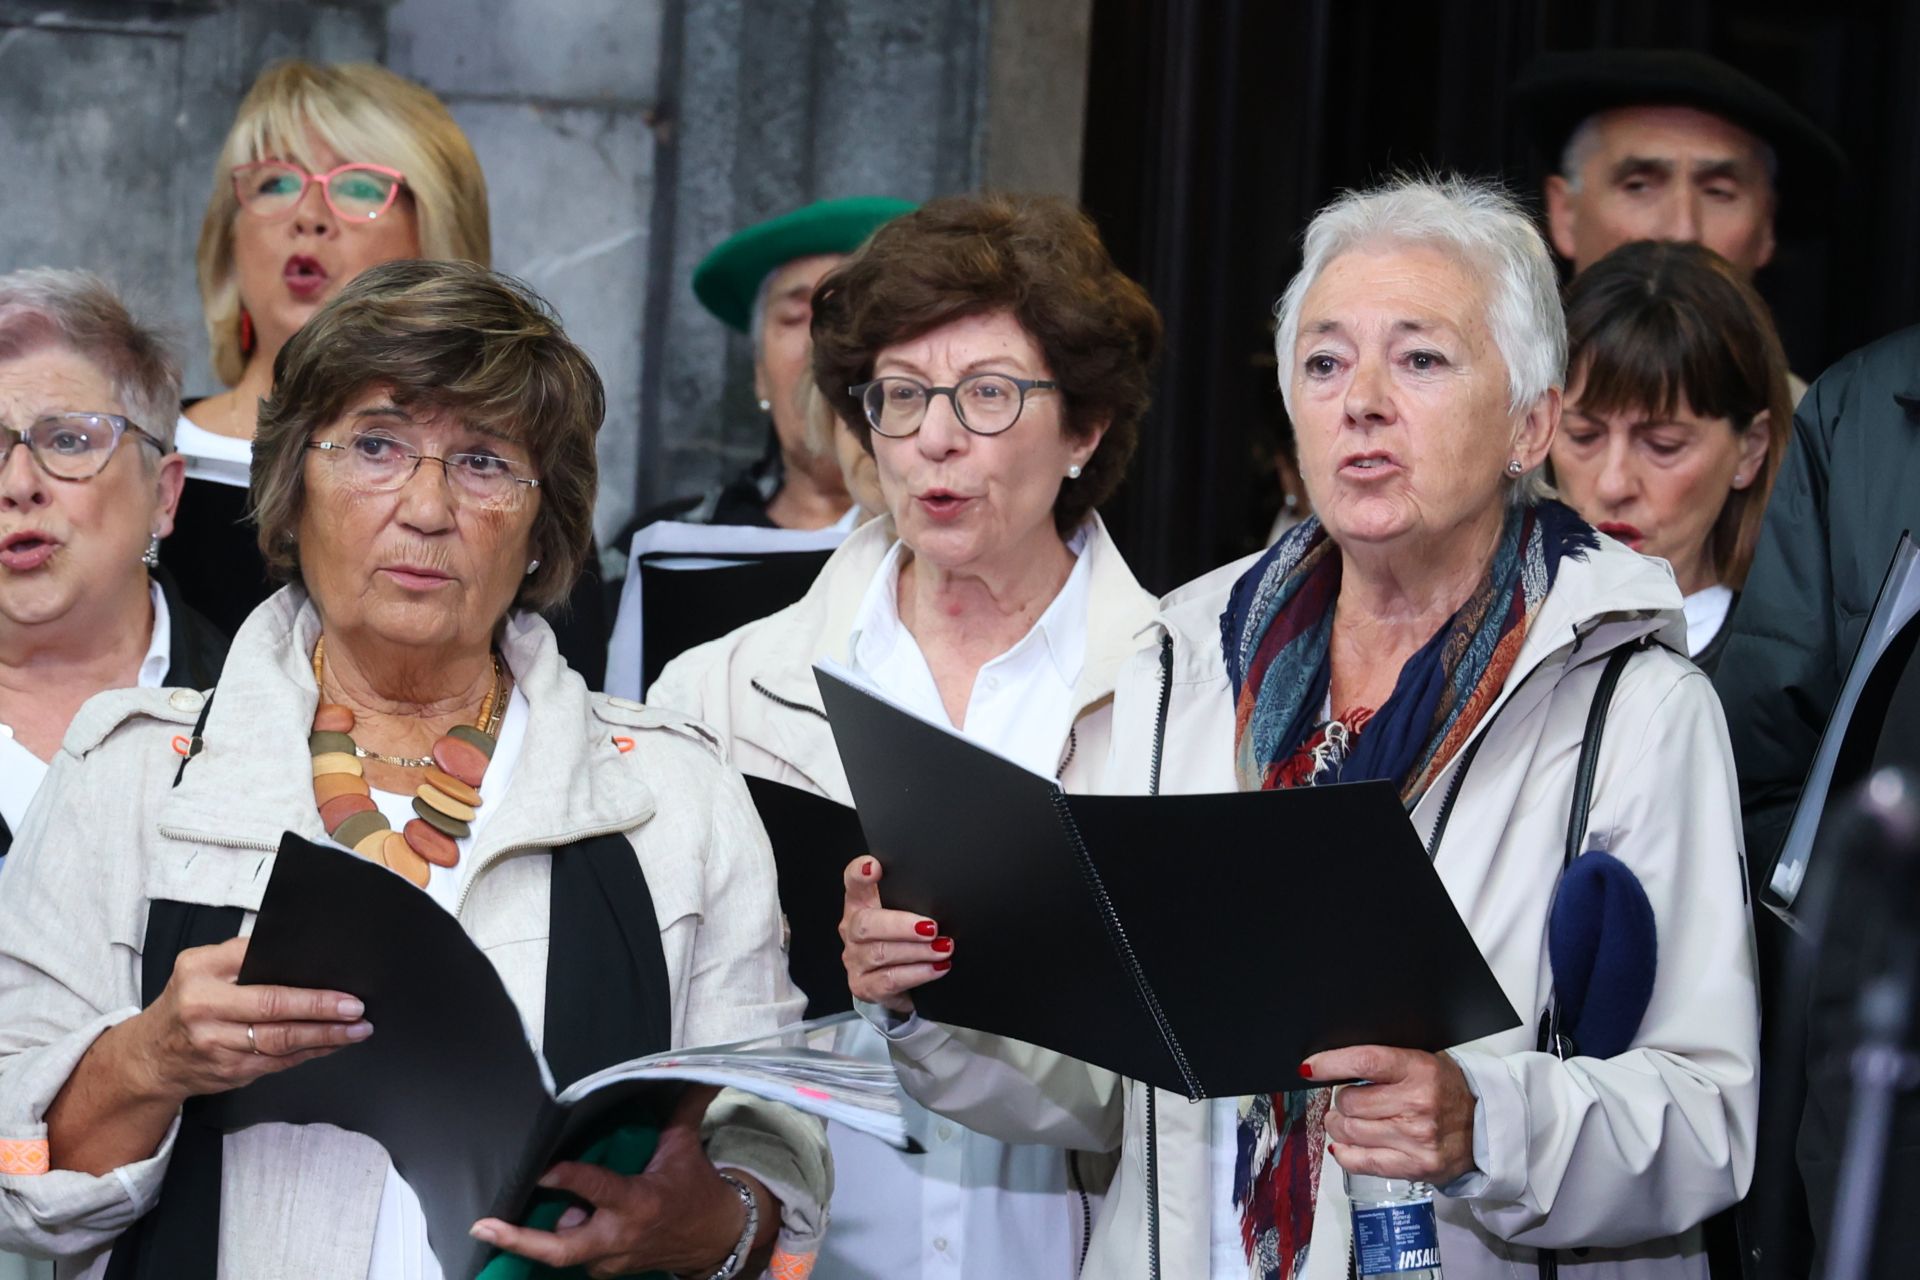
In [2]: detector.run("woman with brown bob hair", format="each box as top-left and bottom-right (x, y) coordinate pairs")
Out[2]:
(1549, 239), (1791, 671)
(0, 259), (830, 1279)
(649, 192), (1162, 1276)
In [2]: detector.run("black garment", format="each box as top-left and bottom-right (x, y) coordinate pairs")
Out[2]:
(157, 472), (273, 641)
(1690, 591), (1738, 678)
(1713, 325), (1920, 1280)
(0, 567), (227, 860)
(106, 815), (671, 1278)
(1715, 325), (1920, 880)
(613, 429), (786, 558)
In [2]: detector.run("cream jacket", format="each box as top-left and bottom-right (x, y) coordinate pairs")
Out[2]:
(0, 589), (829, 1279)
(881, 536), (1761, 1279)
(649, 512), (1156, 802)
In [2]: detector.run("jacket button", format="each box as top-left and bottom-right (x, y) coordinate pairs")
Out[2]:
(169, 689), (205, 712)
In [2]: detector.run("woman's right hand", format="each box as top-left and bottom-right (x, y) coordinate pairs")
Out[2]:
(135, 936), (372, 1102)
(839, 857), (953, 1015)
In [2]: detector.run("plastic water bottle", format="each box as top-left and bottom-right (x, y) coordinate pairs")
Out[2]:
(1347, 1172), (1442, 1278)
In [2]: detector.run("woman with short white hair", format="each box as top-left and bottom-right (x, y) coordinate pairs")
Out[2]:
(843, 176), (1759, 1278)
(0, 268), (226, 865)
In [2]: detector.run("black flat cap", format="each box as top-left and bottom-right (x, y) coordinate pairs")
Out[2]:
(1511, 48), (1848, 230)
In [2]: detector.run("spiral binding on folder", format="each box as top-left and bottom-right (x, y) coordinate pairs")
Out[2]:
(1047, 788), (1205, 1100)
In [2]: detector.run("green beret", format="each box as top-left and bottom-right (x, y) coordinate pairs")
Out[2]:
(692, 196), (918, 333)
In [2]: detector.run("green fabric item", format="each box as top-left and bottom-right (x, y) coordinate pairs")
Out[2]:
(691, 196), (917, 331)
(476, 1123), (666, 1280)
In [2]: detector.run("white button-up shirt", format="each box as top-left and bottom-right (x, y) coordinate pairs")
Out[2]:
(0, 580), (172, 840)
(823, 528), (1094, 1279)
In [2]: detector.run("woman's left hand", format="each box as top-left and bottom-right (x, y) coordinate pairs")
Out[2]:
(470, 1084), (776, 1279)
(1309, 1045), (1477, 1186)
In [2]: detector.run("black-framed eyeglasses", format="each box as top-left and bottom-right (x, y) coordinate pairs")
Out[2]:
(0, 414), (168, 481)
(849, 373), (1059, 438)
(306, 430), (541, 508)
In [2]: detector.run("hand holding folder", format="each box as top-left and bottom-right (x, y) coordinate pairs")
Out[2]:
(815, 663), (1520, 1099)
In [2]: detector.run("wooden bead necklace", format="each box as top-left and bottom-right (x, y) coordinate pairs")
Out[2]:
(309, 635), (509, 887)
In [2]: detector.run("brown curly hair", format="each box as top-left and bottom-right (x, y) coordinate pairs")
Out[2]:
(810, 193), (1162, 535)
(251, 259), (602, 613)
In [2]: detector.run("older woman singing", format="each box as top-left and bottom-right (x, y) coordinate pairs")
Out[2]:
(0, 260), (826, 1279)
(843, 177), (1758, 1279)
(654, 192), (1162, 1278)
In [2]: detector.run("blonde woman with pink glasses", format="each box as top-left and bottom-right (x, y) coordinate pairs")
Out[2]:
(166, 59), (489, 642)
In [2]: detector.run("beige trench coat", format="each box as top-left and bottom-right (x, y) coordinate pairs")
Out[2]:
(882, 535), (1761, 1280)
(0, 589), (829, 1279)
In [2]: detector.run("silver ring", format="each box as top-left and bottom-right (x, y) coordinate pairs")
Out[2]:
(246, 1023), (261, 1055)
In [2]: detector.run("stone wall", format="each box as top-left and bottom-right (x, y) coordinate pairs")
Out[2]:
(0, 0), (1089, 543)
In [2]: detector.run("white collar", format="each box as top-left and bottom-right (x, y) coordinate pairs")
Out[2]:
(141, 578), (172, 688)
(174, 414), (253, 488)
(848, 521), (1094, 689)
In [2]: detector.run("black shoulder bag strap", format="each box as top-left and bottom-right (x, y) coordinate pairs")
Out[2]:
(106, 693), (232, 1280)
(106, 688), (673, 1277)
(1535, 640), (1641, 1280)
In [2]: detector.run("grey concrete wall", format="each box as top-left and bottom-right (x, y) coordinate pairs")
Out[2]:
(0, 0), (1087, 545)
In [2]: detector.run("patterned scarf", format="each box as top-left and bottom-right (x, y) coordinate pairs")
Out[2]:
(1217, 498), (1595, 1279)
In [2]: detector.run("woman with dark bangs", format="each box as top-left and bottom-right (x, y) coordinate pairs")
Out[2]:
(1549, 239), (1791, 671)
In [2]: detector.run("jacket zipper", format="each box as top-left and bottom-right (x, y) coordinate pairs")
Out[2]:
(1144, 631), (1173, 1280)
(750, 678), (830, 722)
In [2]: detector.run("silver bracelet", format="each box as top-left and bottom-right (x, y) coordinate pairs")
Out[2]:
(687, 1171), (759, 1280)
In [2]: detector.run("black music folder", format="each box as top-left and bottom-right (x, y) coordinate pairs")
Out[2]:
(1767, 533), (1920, 928)
(744, 775), (866, 1018)
(208, 834), (903, 1278)
(814, 664), (1521, 1099)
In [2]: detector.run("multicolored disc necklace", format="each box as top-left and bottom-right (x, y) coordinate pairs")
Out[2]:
(309, 635), (509, 887)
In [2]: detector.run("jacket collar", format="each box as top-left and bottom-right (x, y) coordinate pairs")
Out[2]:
(155, 587), (654, 908)
(752, 510), (1156, 720)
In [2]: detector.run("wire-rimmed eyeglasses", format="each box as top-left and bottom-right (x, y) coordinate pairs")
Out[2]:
(849, 373), (1059, 438)
(0, 414), (167, 481)
(306, 431), (541, 509)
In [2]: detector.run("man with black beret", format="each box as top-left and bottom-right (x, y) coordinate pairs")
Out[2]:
(1511, 48), (1846, 283)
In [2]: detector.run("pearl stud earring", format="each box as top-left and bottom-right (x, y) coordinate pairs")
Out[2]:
(1067, 463), (1083, 480)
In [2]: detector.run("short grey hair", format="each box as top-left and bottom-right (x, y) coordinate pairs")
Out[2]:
(1558, 110), (1780, 193)
(0, 268), (181, 452)
(1273, 175), (1563, 502)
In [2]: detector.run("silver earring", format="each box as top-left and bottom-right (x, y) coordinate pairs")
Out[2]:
(141, 534), (161, 568)
(757, 399), (773, 412)
(1505, 459), (1524, 477)
(1067, 463), (1083, 480)
(526, 559), (541, 575)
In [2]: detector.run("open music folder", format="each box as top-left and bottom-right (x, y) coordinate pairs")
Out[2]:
(208, 834), (903, 1279)
(813, 661), (1520, 1100)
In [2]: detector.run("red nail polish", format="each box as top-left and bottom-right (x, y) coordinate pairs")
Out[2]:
(1299, 1061), (1314, 1079)
(932, 935), (953, 953)
(915, 919), (937, 937)
(862, 860), (875, 878)
(932, 959), (952, 972)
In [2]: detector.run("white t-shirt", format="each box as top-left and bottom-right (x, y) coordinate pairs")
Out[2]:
(0, 581), (172, 840)
(358, 684), (529, 1280)
(1682, 584), (1735, 659)
(174, 414), (253, 489)
(841, 527), (1093, 1279)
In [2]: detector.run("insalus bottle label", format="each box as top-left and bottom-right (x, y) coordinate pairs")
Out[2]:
(1352, 1196), (1441, 1277)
